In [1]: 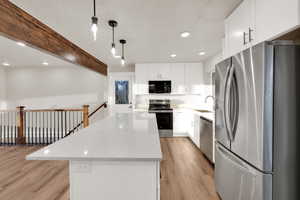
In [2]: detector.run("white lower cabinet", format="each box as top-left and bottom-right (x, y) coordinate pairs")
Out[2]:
(173, 110), (201, 148)
(187, 114), (194, 139)
(70, 160), (160, 200)
(193, 115), (200, 148)
(187, 113), (200, 148)
(173, 111), (189, 136)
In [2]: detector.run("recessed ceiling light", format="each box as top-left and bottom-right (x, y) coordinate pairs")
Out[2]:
(42, 62), (49, 66)
(170, 54), (177, 58)
(2, 62), (10, 66)
(234, 31), (244, 37)
(198, 52), (206, 56)
(17, 42), (26, 47)
(181, 32), (191, 38)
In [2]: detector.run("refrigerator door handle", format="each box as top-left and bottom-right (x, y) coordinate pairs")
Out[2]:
(225, 66), (235, 141)
(231, 72), (239, 141)
(223, 64), (232, 141)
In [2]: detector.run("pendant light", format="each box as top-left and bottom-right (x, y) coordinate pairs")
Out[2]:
(108, 20), (118, 56)
(120, 39), (126, 66)
(91, 0), (98, 41)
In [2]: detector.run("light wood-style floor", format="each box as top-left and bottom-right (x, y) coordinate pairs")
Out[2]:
(0, 138), (219, 200)
(160, 138), (219, 200)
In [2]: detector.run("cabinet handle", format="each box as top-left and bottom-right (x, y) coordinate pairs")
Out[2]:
(243, 32), (248, 45)
(248, 28), (253, 42)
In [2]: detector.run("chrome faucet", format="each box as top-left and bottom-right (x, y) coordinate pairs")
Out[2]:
(205, 95), (215, 103)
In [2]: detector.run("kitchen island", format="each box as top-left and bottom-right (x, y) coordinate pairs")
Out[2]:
(27, 112), (162, 200)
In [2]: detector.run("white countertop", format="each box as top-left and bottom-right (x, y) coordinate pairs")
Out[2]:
(171, 107), (215, 122)
(198, 112), (214, 122)
(27, 112), (162, 161)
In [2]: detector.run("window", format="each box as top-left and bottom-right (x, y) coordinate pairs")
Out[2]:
(115, 80), (129, 104)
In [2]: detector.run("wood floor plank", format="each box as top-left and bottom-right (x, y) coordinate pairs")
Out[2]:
(160, 138), (220, 200)
(0, 138), (219, 200)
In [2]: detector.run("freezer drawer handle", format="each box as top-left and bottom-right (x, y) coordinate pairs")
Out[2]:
(217, 144), (250, 172)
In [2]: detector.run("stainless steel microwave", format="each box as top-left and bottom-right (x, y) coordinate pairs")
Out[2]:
(148, 81), (171, 94)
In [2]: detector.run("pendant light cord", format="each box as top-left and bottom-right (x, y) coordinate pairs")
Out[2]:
(93, 0), (96, 17)
(112, 27), (115, 44)
(122, 43), (124, 58)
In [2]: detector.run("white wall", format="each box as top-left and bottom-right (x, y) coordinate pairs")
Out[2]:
(0, 67), (7, 109)
(203, 53), (223, 84)
(5, 66), (107, 109)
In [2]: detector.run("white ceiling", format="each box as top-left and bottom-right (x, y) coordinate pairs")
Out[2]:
(0, 36), (76, 68)
(7, 0), (241, 70)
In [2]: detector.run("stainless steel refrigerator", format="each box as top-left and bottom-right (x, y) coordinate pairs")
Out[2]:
(215, 41), (300, 200)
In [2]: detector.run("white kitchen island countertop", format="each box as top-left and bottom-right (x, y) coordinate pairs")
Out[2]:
(27, 112), (162, 161)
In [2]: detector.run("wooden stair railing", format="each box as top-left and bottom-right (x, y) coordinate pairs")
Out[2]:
(64, 102), (107, 138)
(0, 109), (18, 145)
(0, 102), (107, 145)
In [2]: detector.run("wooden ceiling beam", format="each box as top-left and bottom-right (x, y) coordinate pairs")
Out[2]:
(0, 0), (107, 75)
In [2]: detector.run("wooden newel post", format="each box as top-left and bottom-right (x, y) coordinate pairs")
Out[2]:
(83, 105), (89, 128)
(16, 106), (26, 144)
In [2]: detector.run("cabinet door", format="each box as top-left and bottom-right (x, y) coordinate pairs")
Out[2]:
(147, 64), (157, 80)
(226, 0), (254, 56)
(193, 115), (200, 148)
(255, 0), (300, 44)
(159, 64), (171, 80)
(187, 113), (195, 140)
(148, 64), (171, 80)
(170, 63), (186, 94)
(173, 111), (189, 136)
(135, 64), (149, 94)
(185, 63), (204, 94)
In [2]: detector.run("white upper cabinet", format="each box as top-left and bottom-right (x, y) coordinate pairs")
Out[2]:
(135, 63), (204, 95)
(255, 0), (300, 43)
(185, 63), (204, 95)
(148, 63), (171, 80)
(170, 63), (186, 94)
(225, 0), (255, 57)
(224, 0), (300, 58)
(135, 64), (149, 94)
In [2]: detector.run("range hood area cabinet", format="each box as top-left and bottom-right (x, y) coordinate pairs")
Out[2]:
(135, 63), (204, 95)
(224, 0), (300, 58)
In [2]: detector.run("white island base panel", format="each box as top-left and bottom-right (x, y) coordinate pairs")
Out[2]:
(70, 160), (160, 200)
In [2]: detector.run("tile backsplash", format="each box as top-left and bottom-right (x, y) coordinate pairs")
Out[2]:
(134, 84), (214, 111)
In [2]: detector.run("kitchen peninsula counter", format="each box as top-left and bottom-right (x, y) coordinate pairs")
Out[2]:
(27, 112), (162, 200)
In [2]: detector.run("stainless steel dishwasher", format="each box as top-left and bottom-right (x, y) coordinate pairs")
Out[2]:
(199, 116), (213, 163)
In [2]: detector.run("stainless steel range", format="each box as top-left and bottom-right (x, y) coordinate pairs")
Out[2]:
(148, 99), (173, 137)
